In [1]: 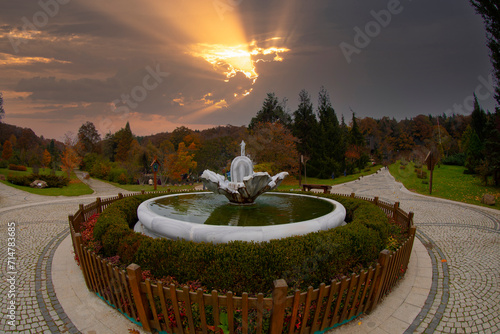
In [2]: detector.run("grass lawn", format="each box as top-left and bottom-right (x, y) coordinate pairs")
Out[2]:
(103, 180), (201, 193)
(389, 161), (499, 209)
(0, 168), (94, 196)
(103, 165), (383, 193)
(277, 164), (382, 191)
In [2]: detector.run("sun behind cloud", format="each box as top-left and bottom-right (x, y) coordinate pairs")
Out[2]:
(188, 39), (290, 86)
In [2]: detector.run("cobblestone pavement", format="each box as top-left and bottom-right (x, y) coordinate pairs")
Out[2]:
(0, 177), (130, 334)
(1, 170), (499, 333)
(331, 169), (500, 334)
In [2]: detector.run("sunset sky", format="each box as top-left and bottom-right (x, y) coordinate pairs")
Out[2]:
(0, 0), (496, 140)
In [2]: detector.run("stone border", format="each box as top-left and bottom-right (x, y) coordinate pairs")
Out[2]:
(35, 227), (81, 334)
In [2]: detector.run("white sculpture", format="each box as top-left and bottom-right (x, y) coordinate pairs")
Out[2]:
(201, 141), (288, 204)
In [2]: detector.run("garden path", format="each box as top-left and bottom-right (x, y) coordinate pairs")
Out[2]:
(327, 168), (500, 334)
(0, 169), (498, 333)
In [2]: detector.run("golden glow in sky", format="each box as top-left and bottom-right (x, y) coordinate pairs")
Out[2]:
(188, 40), (290, 85)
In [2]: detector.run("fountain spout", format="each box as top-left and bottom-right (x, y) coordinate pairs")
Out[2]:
(201, 140), (288, 204)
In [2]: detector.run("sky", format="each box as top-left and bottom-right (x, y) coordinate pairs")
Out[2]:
(0, 0), (497, 140)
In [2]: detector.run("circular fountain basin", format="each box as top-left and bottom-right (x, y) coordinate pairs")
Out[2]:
(136, 192), (346, 243)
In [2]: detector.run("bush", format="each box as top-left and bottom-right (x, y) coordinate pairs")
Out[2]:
(7, 173), (69, 188)
(442, 153), (465, 166)
(0, 160), (8, 168)
(108, 167), (130, 184)
(91, 192), (396, 295)
(8, 164), (27, 171)
(7, 174), (32, 186)
(90, 160), (112, 180)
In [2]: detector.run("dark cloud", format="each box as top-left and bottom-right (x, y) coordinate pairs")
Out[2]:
(0, 0), (496, 138)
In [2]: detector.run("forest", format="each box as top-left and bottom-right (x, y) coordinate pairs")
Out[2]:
(1, 87), (499, 187)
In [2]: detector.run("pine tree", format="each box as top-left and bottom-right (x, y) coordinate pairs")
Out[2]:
(0, 92), (5, 122)
(115, 122), (134, 162)
(292, 89), (317, 157)
(249, 93), (291, 130)
(309, 87), (344, 178)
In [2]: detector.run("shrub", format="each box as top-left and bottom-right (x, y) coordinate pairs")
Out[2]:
(108, 167), (129, 184)
(90, 160), (112, 180)
(8, 164), (27, 171)
(0, 160), (8, 168)
(7, 174), (32, 186)
(91, 192), (397, 295)
(442, 153), (465, 166)
(6, 174), (69, 188)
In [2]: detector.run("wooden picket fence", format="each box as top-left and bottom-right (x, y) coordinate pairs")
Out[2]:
(69, 191), (415, 333)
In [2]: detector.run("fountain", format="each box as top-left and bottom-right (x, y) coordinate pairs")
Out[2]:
(200, 141), (288, 204)
(136, 141), (346, 243)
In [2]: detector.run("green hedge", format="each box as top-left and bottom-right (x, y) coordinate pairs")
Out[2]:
(93, 192), (391, 295)
(7, 173), (70, 188)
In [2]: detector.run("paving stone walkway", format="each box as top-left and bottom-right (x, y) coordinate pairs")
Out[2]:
(329, 169), (500, 334)
(0, 175), (134, 334)
(1, 169), (499, 333)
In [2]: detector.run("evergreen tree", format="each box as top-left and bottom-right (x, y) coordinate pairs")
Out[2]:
(309, 87), (344, 178)
(0, 92), (4, 122)
(470, 0), (500, 105)
(248, 93), (291, 130)
(115, 122), (134, 162)
(292, 89), (317, 157)
(462, 125), (483, 173)
(470, 95), (488, 141)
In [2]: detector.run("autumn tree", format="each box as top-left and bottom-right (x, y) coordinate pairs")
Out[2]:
(2, 140), (13, 160)
(42, 149), (51, 170)
(170, 126), (193, 150)
(77, 121), (101, 155)
(248, 93), (291, 130)
(194, 137), (239, 174)
(412, 115), (433, 144)
(247, 122), (299, 175)
(166, 142), (197, 182)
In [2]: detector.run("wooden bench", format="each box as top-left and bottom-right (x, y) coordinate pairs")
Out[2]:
(302, 184), (332, 193)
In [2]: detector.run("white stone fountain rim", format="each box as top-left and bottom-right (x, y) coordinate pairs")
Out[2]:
(137, 192), (347, 243)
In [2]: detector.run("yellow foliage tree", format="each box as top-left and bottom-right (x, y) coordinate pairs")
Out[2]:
(166, 142), (197, 182)
(2, 140), (13, 160)
(61, 146), (81, 178)
(42, 149), (52, 170)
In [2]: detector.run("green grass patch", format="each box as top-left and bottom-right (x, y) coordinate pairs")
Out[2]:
(389, 161), (499, 209)
(0, 168), (94, 196)
(277, 164), (382, 191)
(101, 180), (200, 193)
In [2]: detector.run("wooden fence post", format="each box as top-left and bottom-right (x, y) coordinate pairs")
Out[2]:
(118, 193), (123, 199)
(408, 212), (414, 228)
(373, 197), (379, 206)
(368, 250), (391, 313)
(96, 197), (102, 214)
(127, 264), (152, 331)
(74, 233), (92, 290)
(350, 193), (355, 198)
(392, 202), (400, 221)
(141, 190), (145, 194)
(270, 279), (288, 334)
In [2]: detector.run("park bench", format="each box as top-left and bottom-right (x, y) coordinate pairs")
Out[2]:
(302, 184), (332, 193)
